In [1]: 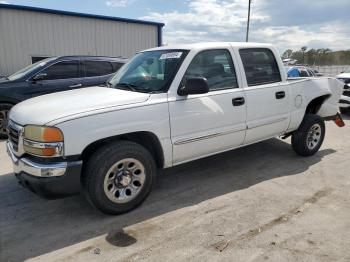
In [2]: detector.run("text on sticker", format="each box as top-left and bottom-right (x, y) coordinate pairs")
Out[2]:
(160, 52), (183, 60)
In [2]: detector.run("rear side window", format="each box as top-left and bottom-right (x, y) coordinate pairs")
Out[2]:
(83, 61), (114, 77)
(42, 60), (79, 80)
(239, 48), (281, 86)
(183, 49), (238, 91)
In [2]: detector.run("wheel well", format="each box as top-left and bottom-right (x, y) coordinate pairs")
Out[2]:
(0, 101), (16, 106)
(305, 95), (330, 114)
(81, 131), (164, 168)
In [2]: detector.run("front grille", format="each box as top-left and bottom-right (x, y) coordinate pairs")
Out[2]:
(7, 121), (22, 152)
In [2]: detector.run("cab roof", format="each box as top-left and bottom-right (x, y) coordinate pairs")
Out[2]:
(143, 42), (275, 52)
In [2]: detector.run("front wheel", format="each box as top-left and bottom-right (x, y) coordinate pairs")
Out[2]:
(82, 141), (157, 215)
(291, 114), (325, 156)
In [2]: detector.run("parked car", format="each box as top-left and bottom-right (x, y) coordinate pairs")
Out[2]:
(286, 66), (316, 77)
(336, 68), (350, 114)
(6, 42), (344, 214)
(339, 93), (350, 114)
(339, 83), (350, 114)
(336, 67), (350, 84)
(0, 56), (127, 138)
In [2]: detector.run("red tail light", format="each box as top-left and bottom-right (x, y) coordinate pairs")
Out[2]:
(334, 113), (345, 127)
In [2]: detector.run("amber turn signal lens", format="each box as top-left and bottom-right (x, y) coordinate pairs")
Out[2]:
(43, 127), (64, 142)
(23, 145), (57, 157)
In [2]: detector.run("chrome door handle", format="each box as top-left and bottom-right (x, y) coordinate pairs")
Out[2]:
(69, 83), (82, 88)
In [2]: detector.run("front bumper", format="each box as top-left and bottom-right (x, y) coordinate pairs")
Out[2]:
(6, 141), (82, 198)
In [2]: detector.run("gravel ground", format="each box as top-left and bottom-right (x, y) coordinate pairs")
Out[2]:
(0, 116), (349, 262)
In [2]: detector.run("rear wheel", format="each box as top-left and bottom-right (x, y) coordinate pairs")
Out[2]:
(82, 141), (156, 215)
(0, 103), (12, 139)
(291, 114), (325, 156)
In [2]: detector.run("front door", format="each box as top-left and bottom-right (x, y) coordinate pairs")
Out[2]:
(169, 49), (247, 165)
(29, 60), (84, 97)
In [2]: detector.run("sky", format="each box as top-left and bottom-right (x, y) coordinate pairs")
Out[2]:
(1, 0), (349, 52)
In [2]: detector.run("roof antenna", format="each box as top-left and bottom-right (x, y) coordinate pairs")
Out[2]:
(246, 0), (252, 42)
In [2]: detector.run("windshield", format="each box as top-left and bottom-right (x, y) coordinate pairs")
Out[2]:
(109, 50), (188, 93)
(7, 57), (57, 81)
(345, 67), (350, 73)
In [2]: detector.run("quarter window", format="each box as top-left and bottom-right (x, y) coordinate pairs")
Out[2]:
(83, 61), (114, 77)
(182, 49), (238, 91)
(41, 61), (79, 80)
(239, 48), (281, 86)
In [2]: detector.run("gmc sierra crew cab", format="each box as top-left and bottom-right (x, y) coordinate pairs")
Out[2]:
(6, 42), (344, 214)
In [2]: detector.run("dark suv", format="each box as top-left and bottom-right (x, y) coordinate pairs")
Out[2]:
(0, 56), (127, 138)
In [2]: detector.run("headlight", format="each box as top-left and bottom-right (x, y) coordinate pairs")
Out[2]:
(23, 125), (64, 157)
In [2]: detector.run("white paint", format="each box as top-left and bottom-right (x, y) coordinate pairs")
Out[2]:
(8, 42), (344, 168)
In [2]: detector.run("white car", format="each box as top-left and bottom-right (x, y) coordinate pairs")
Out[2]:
(6, 42), (345, 214)
(336, 67), (350, 84)
(339, 95), (350, 112)
(339, 84), (350, 114)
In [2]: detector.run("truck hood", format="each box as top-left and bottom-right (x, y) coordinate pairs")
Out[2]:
(9, 87), (151, 125)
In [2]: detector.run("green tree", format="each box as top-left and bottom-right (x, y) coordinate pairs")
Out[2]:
(282, 49), (293, 59)
(300, 46), (308, 64)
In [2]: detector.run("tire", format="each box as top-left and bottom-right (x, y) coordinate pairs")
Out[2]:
(291, 114), (325, 156)
(0, 103), (13, 139)
(82, 140), (157, 215)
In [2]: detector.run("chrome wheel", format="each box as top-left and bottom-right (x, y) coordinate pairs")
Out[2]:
(306, 123), (322, 150)
(0, 109), (9, 136)
(103, 158), (146, 204)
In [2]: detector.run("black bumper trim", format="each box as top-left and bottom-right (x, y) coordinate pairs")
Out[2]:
(15, 164), (82, 199)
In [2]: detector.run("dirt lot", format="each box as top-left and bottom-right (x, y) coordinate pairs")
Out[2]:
(1, 117), (350, 262)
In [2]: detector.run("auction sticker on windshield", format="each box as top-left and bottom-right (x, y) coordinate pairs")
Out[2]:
(160, 52), (183, 60)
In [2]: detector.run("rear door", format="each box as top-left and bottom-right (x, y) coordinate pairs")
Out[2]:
(238, 48), (290, 144)
(81, 60), (115, 87)
(28, 60), (84, 96)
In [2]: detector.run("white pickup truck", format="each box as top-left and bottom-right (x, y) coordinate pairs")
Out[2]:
(6, 42), (344, 214)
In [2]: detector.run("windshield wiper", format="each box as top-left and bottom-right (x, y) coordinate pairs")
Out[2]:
(116, 82), (140, 92)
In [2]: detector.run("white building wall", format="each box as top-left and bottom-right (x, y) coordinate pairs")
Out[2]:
(0, 8), (159, 75)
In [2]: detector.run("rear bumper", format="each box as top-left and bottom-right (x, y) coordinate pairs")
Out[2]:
(6, 141), (82, 198)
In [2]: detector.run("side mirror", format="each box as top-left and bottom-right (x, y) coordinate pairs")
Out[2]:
(340, 71), (344, 74)
(32, 73), (47, 81)
(178, 77), (209, 96)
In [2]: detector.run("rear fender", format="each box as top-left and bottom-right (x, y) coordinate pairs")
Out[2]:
(303, 78), (343, 118)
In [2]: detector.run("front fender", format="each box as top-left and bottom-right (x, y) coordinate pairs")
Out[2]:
(55, 102), (173, 168)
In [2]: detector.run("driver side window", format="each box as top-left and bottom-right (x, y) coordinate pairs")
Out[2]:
(40, 60), (80, 80)
(182, 49), (238, 91)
